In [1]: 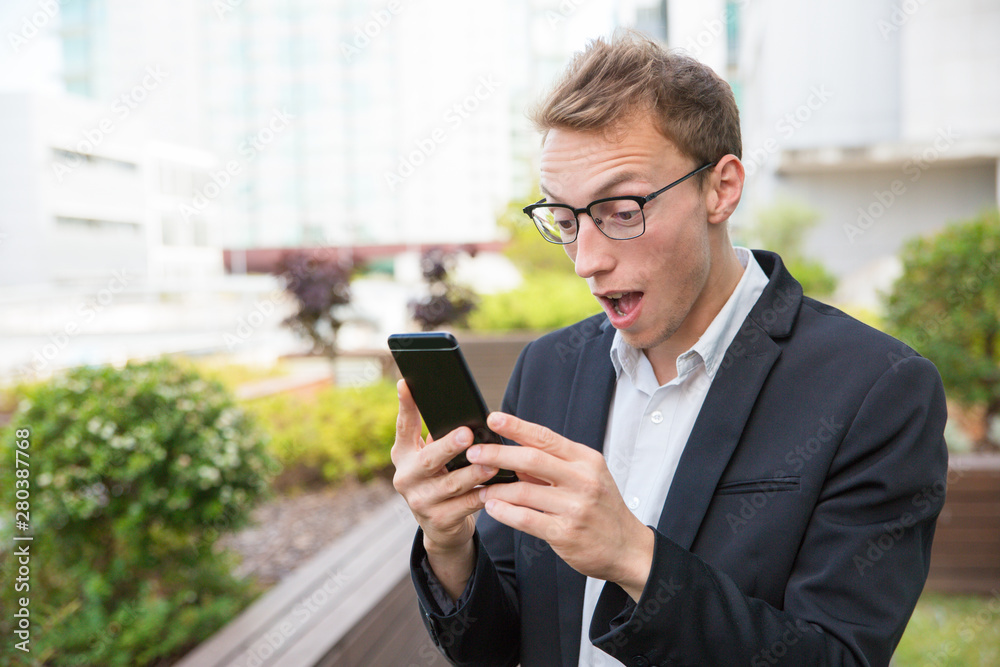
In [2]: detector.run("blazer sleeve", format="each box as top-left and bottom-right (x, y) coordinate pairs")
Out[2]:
(408, 345), (530, 667)
(589, 355), (949, 667)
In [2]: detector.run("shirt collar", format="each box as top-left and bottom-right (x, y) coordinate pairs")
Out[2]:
(610, 247), (770, 385)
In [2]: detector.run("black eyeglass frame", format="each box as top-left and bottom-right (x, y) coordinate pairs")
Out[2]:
(522, 161), (716, 245)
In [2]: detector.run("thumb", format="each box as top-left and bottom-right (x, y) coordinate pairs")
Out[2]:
(395, 379), (424, 447)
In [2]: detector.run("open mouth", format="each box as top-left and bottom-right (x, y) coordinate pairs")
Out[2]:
(603, 291), (643, 318)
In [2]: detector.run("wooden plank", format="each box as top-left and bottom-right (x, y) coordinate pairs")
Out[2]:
(924, 461), (1000, 595)
(936, 513), (1000, 528)
(184, 502), (408, 664)
(930, 548), (1000, 564)
(338, 580), (416, 665)
(947, 455), (1000, 473)
(273, 525), (414, 667)
(927, 551), (1000, 567)
(936, 502), (1000, 518)
(923, 577), (1000, 595)
(331, 577), (445, 667)
(931, 527), (1000, 543)
(174, 498), (416, 667)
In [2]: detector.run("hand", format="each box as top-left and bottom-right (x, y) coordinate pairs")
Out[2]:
(468, 412), (655, 601)
(390, 379), (499, 599)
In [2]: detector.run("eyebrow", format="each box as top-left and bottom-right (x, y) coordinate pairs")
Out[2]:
(539, 170), (646, 204)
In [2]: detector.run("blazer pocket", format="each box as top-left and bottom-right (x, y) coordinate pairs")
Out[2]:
(714, 477), (800, 495)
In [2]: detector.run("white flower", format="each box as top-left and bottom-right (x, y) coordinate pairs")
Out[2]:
(109, 435), (136, 450)
(198, 466), (221, 483)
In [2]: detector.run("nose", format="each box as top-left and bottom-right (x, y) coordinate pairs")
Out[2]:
(568, 214), (616, 279)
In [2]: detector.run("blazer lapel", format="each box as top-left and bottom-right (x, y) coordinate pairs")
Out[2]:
(657, 250), (801, 550)
(555, 323), (616, 667)
(560, 322), (616, 452)
(656, 326), (780, 548)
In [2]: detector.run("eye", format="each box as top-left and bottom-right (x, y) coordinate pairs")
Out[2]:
(532, 207), (577, 238)
(593, 199), (642, 227)
(555, 217), (576, 231)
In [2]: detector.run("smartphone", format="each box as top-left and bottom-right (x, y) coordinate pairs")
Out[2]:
(388, 332), (517, 484)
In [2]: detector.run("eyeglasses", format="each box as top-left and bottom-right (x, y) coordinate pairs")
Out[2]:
(522, 162), (715, 245)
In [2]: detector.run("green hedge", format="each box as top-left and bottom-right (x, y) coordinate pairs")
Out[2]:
(244, 380), (398, 484)
(883, 209), (1000, 451)
(0, 360), (276, 666)
(467, 269), (600, 332)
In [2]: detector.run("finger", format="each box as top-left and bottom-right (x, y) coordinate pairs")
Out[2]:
(483, 498), (553, 541)
(419, 486), (488, 531)
(487, 412), (571, 458)
(429, 463), (501, 502)
(395, 379), (424, 449)
(514, 472), (548, 486)
(412, 426), (475, 479)
(480, 480), (565, 515)
(466, 442), (568, 486)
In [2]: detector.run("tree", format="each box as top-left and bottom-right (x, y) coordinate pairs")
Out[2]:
(410, 247), (477, 330)
(745, 199), (837, 297)
(884, 208), (1000, 451)
(278, 252), (355, 356)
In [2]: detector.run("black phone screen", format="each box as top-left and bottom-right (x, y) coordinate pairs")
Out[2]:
(388, 332), (516, 483)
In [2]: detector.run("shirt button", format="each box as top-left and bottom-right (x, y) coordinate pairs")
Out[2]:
(650, 411), (663, 424)
(628, 497), (640, 510)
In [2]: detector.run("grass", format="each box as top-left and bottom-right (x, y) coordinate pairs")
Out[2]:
(893, 592), (1000, 666)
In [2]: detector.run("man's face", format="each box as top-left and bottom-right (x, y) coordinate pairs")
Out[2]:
(539, 116), (715, 352)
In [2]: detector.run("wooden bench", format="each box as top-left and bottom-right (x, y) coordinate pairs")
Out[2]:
(175, 497), (448, 667)
(925, 454), (1000, 595)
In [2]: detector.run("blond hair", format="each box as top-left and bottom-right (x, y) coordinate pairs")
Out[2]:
(530, 30), (742, 170)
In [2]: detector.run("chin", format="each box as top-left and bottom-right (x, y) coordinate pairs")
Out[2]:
(619, 320), (681, 352)
(618, 329), (656, 350)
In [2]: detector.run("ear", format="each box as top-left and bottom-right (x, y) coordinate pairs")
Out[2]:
(705, 155), (744, 226)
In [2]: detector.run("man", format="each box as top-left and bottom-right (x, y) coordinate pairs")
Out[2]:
(392, 32), (947, 667)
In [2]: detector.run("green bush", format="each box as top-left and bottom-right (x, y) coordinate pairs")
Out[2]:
(784, 257), (837, 298)
(745, 199), (837, 298)
(0, 359), (276, 666)
(884, 208), (1000, 451)
(468, 269), (600, 332)
(466, 191), (600, 332)
(245, 380), (398, 484)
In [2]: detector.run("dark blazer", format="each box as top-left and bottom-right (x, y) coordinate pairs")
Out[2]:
(410, 251), (948, 667)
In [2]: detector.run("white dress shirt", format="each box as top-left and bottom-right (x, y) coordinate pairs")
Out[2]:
(578, 247), (769, 666)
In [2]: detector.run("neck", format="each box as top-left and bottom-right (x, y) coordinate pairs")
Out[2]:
(645, 245), (745, 385)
